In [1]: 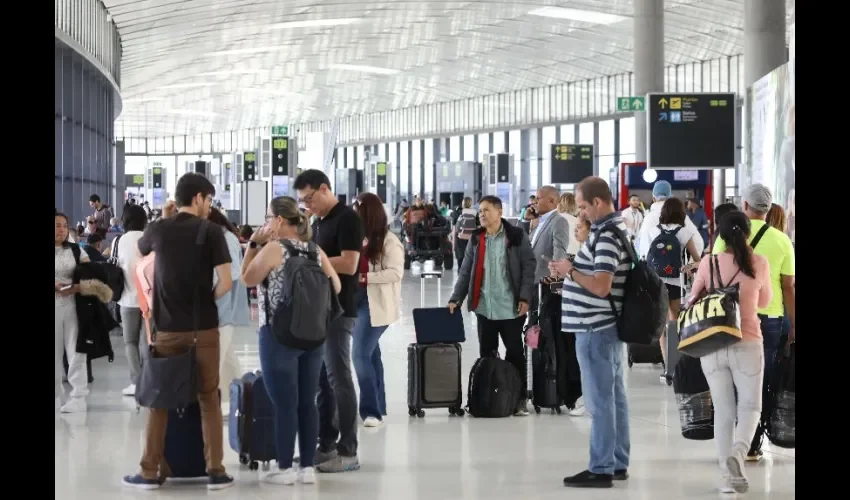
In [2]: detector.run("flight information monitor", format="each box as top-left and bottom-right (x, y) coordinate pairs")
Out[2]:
(551, 144), (593, 184)
(647, 92), (736, 170)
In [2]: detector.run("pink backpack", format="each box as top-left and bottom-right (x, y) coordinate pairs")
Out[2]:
(134, 252), (156, 343)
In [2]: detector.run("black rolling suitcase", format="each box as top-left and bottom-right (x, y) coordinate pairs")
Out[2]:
(407, 342), (464, 417)
(528, 283), (564, 414)
(162, 402), (207, 479)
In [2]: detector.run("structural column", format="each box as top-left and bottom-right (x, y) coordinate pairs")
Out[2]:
(634, 0), (665, 162)
(744, 0), (787, 88)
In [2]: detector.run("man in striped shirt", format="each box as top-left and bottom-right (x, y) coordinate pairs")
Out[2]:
(549, 177), (631, 489)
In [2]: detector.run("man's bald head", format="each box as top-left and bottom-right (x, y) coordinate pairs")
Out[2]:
(536, 185), (560, 215)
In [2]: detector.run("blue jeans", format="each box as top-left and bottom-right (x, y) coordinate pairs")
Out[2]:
(749, 315), (784, 453)
(575, 325), (630, 475)
(258, 325), (325, 469)
(352, 290), (388, 420)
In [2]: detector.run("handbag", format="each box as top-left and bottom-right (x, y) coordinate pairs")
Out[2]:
(135, 220), (209, 410)
(677, 255), (743, 358)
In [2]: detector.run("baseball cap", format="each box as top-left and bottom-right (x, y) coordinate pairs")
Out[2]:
(743, 183), (773, 213)
(652, 180), (672, 199)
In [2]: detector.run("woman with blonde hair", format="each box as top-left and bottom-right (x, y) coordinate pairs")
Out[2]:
(242, 196), (341, 486)
(766, 203), (787, 233)
(557, 192), (581, 256)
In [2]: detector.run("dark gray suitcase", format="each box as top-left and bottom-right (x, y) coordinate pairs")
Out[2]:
(407, 343), (464, 418)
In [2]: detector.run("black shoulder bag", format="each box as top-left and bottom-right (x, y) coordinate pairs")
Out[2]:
(135, 220), (209, 410)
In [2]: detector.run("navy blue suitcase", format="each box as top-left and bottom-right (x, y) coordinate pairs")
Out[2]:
(229, 371), (276, 470)
(163, 402), (207, 479)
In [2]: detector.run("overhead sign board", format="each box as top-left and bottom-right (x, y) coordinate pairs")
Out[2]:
(271, 125), (288, 136)
(271, 136), (289, 176)
(647, 92), (736, 170)
(243, 151), (257, 181)
(551, 144), (594, 184)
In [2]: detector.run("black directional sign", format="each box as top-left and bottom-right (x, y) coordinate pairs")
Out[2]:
(271, 136), (289, 176)
(551, 144), (594, 184)
(647, 92), (736, 170)
(243, 151), (257, 181)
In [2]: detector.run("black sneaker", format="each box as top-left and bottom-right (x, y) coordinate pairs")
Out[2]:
(563, 470), (613, 488)
(122, 474), (162, 490)
(746, 450), (764, 462)
(614, 469), (629, 480)
(208, 473), (234, 490)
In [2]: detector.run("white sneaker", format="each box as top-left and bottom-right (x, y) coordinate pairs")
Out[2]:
(363, 416), (384, 428)
(298, 467), (316, 484)
(569, 398), (586, 416)
(718, 476), (736, 494)
(262, 467), (297, 485)
(725, 445), (750, 493)
(122, 384), (136, 397)
(60, 398), (87, 414)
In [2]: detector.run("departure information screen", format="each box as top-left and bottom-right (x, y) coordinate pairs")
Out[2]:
(551, 144), (593, 184)
(647, 92), (735, 169)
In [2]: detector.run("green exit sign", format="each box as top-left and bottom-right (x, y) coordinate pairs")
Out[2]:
(272, 125), (288, 136)
(617, 97), (645, 112)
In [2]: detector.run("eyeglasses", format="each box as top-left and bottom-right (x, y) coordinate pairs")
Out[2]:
(298, 189), (317, 204)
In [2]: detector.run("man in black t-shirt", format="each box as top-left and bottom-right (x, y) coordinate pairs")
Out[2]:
(123, 173), (235, 491)
(295, 169), (364, 473)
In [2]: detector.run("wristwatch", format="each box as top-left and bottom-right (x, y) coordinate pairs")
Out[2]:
(249, 241), (258, 249)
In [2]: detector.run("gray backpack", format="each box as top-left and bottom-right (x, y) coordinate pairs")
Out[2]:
(264, 240), (342, 350)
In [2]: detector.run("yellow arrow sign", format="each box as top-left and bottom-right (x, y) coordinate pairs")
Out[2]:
(658, 97), (668, 109)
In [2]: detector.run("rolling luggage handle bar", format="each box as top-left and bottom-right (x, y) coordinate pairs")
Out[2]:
(419, 271), (443, 307)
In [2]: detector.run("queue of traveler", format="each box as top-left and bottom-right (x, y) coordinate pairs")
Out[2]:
(55, 169), (793, 494)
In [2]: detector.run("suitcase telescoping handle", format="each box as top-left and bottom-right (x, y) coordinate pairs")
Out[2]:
(420, 271), (443, 307)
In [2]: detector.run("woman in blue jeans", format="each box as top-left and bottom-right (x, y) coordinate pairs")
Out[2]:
(242, 196), (341, 485)
(352, 193), (404, 427)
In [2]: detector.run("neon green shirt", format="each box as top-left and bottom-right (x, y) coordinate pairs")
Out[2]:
(713, 219), (794, 317)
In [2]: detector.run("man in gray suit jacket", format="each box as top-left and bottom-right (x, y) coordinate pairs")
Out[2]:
(530, 186), (571, 283)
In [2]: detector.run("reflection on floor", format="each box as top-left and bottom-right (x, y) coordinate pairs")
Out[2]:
(55, 274), (795, 499)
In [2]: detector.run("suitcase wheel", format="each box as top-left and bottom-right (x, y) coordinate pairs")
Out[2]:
(534, 405), (541, 414)
(448, 407), (465, 417)
(249, 461), (259, 471)
(239, 454), (249, 466)
(417, 409), (425, 418)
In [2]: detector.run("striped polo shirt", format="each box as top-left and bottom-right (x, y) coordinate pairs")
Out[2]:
(561, 212), (631, 333)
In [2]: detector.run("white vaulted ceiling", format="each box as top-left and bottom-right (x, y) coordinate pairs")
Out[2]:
(106, 0), (793, 138)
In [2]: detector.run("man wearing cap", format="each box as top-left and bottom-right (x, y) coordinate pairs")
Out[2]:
(636, 180), (704, 257)
(712, 183), (795, 462)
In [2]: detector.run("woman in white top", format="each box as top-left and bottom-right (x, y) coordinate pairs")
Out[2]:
(557, 192), (581, 256)
(352, 193), (404, 427)
(55, 212), (90, 413)
(638, 197), (701, 378)
(109, 205), (148, 397)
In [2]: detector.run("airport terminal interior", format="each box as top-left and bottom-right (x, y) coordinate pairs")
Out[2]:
(55, 0), (796, 498)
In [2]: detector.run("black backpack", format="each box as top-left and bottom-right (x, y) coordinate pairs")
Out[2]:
(466, 355), (522, 418)
(591, 225), (668, 345)
(646, 225), (683, 278)
(264, 240), (342, 350)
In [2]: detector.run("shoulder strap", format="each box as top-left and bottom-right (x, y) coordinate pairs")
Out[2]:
(589, 225), (634, 317)
(111, 234), (123, 260)
(70, 243), (81, 265)
(711, 255), (724, 289)
(750, 224), (770, 250)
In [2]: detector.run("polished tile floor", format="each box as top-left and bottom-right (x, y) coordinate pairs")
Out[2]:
(55, 274), (795, 499)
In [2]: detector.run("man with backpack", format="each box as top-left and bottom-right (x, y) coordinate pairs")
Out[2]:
(548, 177), (632, 489)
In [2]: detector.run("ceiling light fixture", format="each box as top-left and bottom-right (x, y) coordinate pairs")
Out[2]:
(328, 64), (399, 75)
(122, 97), (166, 103)
(271, 18), (360, 29)
(207, 45), (295, 56)
(160, 108), (220, 117)
(157, 82), (217, 90)
(529, 6), (628, 25)
(198, 69), (265, 76)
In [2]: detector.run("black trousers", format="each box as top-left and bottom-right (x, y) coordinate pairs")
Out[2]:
(476, 314), (527, 401)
